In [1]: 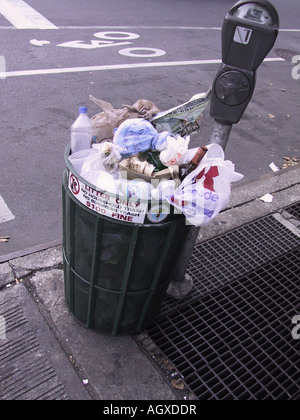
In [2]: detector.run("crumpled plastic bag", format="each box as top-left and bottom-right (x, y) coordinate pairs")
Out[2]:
(89, 95), (160, 143)
(68, 148), (96, 175)
(94, 142), (122, 174)
(122, 99), (160, 120)
(69, 142), (122, 177)
(113, 118), (170, 158)
(160, 135), (190, 166)
(165, 144), (244, 226)
(121, 179), (153, 201)
(151, 179), (178, 201)
(81, 165), (117, 194)
(80, 143), (122, 193)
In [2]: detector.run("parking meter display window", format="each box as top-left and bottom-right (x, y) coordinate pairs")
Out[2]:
(233, 3), (273, 25)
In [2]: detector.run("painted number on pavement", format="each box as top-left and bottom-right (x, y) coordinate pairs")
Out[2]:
(57, 31), (166, 57)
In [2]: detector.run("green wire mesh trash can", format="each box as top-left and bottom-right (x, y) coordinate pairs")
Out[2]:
(62, 145), (190, 336)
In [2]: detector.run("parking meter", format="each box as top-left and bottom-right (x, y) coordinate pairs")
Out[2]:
(167, 1), (280, 300)
(210, 0), (279, 126)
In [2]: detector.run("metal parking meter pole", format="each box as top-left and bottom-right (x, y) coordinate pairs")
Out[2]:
(167, 0), (279, 299)
(209, 121), (232, 150)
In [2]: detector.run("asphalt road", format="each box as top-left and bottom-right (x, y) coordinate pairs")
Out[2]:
(0, 0), (299, 257)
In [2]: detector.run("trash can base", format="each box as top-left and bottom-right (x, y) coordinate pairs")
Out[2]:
(62, 153), (190, 336)
(166, 274), (194, 300)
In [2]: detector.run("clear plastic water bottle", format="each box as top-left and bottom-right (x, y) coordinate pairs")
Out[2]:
(70, 107), (93, 154)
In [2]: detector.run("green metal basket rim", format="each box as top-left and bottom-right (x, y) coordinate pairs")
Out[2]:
(63, 169), (185, 228)
(64, 143), (173, 207)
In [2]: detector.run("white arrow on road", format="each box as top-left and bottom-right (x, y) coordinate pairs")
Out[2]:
(0, 194), (14, 224)
(57, 40), (132, 49)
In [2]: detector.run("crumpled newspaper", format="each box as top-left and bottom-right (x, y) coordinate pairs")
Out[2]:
(89, 95), (160, 143)
(150, 89), (211, 137)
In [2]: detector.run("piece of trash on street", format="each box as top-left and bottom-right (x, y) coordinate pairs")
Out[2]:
(269, 162), (280, 172)
(259, 193), (274, 203)
(268, 113), (276, 119)
(171, 378), (185, 390)
(82, 379), (89, 385)
(30, 39), (50, 47)
(0, 236), (10, 243)
(282, 156), (299, 169)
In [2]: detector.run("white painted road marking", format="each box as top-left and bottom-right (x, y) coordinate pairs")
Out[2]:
(118, 47), (166, 57)
(0, 57), (285, 79)
(93, 31), (140, 40)
(0, 194), (15, 224)
(57, 40), (132, 49)
(0, 25), (299, 32)
(57, 31), (137, 50)
(0, 0), (57, 29)
(30, 39), (51, 47)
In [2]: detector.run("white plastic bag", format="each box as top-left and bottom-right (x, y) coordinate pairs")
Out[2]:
(159, 135), (190, 166)
(166, 144), (243, 226)
(93, 142), (122, 175)
(68, 148), (96, 174)
(120, 179), (152, 201)
(80, 144), (119, 194)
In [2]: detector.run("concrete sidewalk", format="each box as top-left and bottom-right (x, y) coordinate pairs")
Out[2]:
(0, 164), (299, 400)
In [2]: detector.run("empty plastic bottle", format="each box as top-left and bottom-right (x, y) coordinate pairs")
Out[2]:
(71, 107), (93, 154)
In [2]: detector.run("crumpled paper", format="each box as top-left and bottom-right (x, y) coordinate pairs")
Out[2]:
(89, 95), (160, 143)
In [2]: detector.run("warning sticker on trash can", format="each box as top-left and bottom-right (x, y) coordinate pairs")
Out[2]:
(68, 172), (147, 224)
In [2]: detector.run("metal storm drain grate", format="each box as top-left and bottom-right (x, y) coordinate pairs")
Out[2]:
(142, 215), (300, 400)
(160, 215), (300, 316)
(284, 201), (300, 221)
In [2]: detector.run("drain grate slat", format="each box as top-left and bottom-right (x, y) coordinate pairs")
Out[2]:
(145, 216), (300, 400)
(285, 201), (300, 221)
(160, 215), (300, 317)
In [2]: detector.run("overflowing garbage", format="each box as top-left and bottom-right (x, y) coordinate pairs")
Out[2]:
(68, 92), (243, 226)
